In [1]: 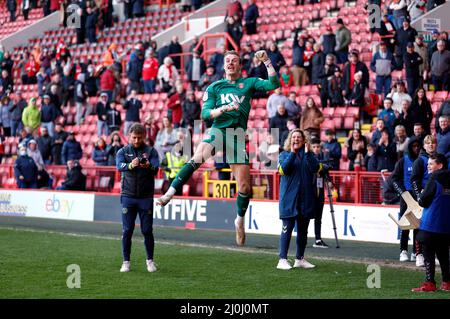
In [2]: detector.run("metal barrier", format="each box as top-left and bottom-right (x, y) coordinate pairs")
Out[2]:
(0, 163), (391, 204)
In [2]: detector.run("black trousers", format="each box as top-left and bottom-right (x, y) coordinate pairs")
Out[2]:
(314, 202), (324, 240)
(417, 230), (450, 283)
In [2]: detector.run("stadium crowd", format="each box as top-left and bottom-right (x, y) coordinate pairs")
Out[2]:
(0, 0), (449, 191)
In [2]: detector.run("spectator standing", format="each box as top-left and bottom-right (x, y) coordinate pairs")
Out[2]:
(132, 0), (145, 18)
(9, 91), (27, 136)
(100, 65), (116, 102)
(244, 0), (259, 35)
(437, 115), (449, 160)
(155, 116), (178, 160)
(167, 81), (185, 128)
(270, 104), (289, 145)
(106, 132), (124, 166)
(123, 90), (142, 135)
(322, 129), (342, 171)
(185, 50), (206, 91)
(96, 92), (111, 137)
(414, 35), (429, 81)
(342, 50), (369, 101)
(24, 54), (40, 84)
(0, 96), (13, 137)
(328, 66), (344, 107)
(318, 54), (337, 108)
(168, 36), (183, 70)
(346, 129), (368, 171)
(371, 41), (396, 98)
(182, 91), (201, 131)
(126, 46), (144, 94)
(74, 73), (89, 125)
(378, 97), (397, 137)
(93, 138), (109, 166)
(267, 41), (286, 75)
(409, 87), (433, 135)
(394, 124), (410, 159)
(375, 128), (397, 171)
(346, 71), (366, 108)
(395, 19), (418, 69)
(40, 95), (58, 137)
(142, 51), (159, 94)
(61, 131), (82, 165)
(7, 0), (17, 22)
(430, 40), (450, 91)
(37, 127), (53, 165)
(106, 101), (122, 135)
(311, 43), (325, 87)
(51, 123), (67, 165)
(389, 0), (409, 31)
(300, 97), (324, 139)
(85, 5), (98, 44)
(157, 57), (180, 93)
(225, 0), (244, 23)
(292, 26), (307, 86)
(144, 114), (159, 146)
(14, 144), (38, 189)
(387, 81), (412, 113)
(226, 15), (243, 50)
(334, 18), (352, 65)
(21, 97), (41, 136)
(320, 26), (336, 57)
(404, 42), (423, 96)
(267, 87), (290, 120)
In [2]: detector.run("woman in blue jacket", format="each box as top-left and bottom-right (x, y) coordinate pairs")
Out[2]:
(277, 129), (323, 270)
(93, 138), (109, 166)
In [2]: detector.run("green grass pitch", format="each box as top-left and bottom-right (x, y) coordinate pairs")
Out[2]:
(1, 228), (450, 299)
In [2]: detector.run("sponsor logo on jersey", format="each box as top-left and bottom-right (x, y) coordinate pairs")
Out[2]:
(239, 83), (244, 89)
(220, 93), (245, 104)
(202, 91), (208, 102)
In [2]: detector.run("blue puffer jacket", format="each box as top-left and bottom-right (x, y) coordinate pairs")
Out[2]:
(61, 139), (83, 164)
(93, 146), (109, 166)
(278, 148), (321, 219)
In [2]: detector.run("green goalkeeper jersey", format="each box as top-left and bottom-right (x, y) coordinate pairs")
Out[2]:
(201, 75), (280, 130)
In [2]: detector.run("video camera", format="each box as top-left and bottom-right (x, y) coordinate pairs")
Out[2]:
(318, 159), (334, 178)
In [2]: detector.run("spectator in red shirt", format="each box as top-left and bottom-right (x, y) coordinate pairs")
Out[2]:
(24, 54), (40, 84)
(142, 50), (159, 94)
(225, 0), (243, 23)
(279, 66), (293, 96)
(100, 65), (115, 102)
(167, 81), (185, 128)
(144, 113), (159, 147)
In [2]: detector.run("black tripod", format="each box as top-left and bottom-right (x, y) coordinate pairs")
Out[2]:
(323, 173), (340, 248)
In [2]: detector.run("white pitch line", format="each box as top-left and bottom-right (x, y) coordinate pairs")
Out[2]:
(0, 226), (427, 272)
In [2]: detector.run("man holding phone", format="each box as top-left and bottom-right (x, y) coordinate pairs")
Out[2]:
(116, 123), (160, 273)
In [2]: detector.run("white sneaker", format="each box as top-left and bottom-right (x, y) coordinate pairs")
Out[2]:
(410, 253), (416, 262)
(416, 254), (425, 267)
(146, 259), (157, 273)
(120, 261), (130, 272)
(234, 217), (246, 246)
(276, 259), (292, 270)
(399, 250), (409, 262)
(293, 258), (316, 269)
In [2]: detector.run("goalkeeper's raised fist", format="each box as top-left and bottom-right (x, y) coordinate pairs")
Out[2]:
(255, 50), (269, 63)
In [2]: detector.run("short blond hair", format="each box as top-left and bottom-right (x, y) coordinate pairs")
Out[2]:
(423, 135), (437, 144)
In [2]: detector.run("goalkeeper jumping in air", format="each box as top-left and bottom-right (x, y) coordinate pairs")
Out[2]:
(157, 49), (280, 246)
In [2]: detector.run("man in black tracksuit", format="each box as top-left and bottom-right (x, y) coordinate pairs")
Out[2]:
(391, 137), (422, 262)
(116, 123), (160, 273)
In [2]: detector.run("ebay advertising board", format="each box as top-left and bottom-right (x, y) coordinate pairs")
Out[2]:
(0, 190), (95, 221)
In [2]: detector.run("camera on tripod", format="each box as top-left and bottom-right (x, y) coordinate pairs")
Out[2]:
(318, 159), (334, 179)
